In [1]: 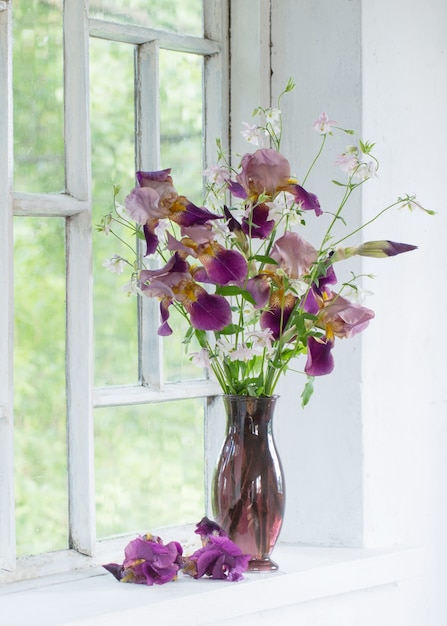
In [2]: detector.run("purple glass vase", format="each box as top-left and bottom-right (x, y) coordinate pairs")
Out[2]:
(212, 395), (285, 572)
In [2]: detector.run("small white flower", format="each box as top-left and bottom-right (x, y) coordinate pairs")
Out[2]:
(354, 160), (378, 181)
(103, 255), (126, 275)
(101, 213), (113, 235)
(240, 122), (266, 146)
(211, 217), (230, 239)
(216, 338), (233, 356)
(202, 164), (230, 185)
(287, 278), (308, 297)
(342, 285), (374, 304)
(265, 108), (282, 134)
(229, 344), (256, 362)
(190, 348), (211, 368)
(266, 191), (296, 221)
(335, 151), (358, 175)
(115, 202), (127, 218)
(246, 329), (274, 355)
(120, 278), (141, 296)
(313, 112), (337, 135)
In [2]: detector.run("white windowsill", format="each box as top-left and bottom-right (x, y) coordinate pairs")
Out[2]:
(0, 544), (424, 626)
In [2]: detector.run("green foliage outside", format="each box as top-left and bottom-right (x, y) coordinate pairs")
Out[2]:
(12, 0), (208, 556)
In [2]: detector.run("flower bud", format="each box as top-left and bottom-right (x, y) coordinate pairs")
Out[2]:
(355, 240), (417, 258)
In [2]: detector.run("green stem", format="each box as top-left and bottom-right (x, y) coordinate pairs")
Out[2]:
(331, 198), (404, 248)
(302, 135), (326, 186)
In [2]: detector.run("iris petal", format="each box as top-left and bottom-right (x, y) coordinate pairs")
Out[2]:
(304, 336), (334, 376)
(199, 246), (248, 285)
(289, 184), (322, 216)
(189, 292), (232, 331)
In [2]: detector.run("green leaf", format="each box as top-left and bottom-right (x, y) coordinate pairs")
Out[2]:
(218, 323), (244, 335)
(217, 285), (256, 305)
(216, 285), (243, 296)
(250, 254), (278, 265)
(301, 377), (315, 407)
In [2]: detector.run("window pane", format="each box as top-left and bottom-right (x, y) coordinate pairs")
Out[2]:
(95, 400), (205, 538)
(14, 217), (68, 556)
(159, 50), (205, 381)
(90, 38), (139, 386)
(13, 0), (64, 193)
(89, 0), (203, 37)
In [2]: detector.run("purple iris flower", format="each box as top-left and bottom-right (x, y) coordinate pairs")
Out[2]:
(242, 204), (275, 239)
(260, 292), (296, 340)
(194, 516), (228, 543)
(223, 205), (243, 233)
(304, 336), (335, 376)
(125, 168), (223, 256)
(319, 293), (375, 339)
(236, 148), (291, 199)
(188, 291), (232, 331)
(227, 179), (247, 199)
(172, 197), (224, 228)
(167, 225), (248, 286)
(185, 535), (250, 582)
(198, 245), (248, 285)
(140, 253), (190, 297)
(103, 534), (183, 586)
(140, 253), (232, 333)
(288, 183), (322, 216)
(270, 231), (317, 279)
(246, 274), (271, 309)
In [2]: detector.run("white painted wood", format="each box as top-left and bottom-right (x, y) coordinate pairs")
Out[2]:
(93, 380), (222, 407)
(63, 0), (96, 556)
(203, 0), (230, 165)
(268, 0), (364, 549)
(0, 545), (426, 626)
(13, 192), (88, 217)
(0, 0), (16, 572)
(89, 18), (221, 55)
(201, 0), (230, 521)
(135, 40), (164, 388)
(229, 0), (272, 159)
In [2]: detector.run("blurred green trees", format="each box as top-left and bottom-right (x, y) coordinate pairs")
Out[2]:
(13, 0), (207, 556)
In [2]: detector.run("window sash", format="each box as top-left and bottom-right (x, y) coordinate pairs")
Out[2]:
(0, 0), (15, 572)
(1, 0), (228, 581)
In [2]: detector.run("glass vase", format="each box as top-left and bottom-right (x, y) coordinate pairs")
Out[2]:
(211, 395), (285, 572)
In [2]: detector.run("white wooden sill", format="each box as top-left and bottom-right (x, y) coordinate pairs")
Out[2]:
(0, 544), (424, 626)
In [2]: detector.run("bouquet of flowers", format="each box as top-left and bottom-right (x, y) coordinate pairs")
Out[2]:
(100, 79), (428, 404)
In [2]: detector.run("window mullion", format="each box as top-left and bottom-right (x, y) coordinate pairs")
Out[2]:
(63, 0), (95, 556)
(135, 40), (164, 389)
(0, 0), (15, 572)
(203, 0), (230, 164)
(203, 0), (230, 517)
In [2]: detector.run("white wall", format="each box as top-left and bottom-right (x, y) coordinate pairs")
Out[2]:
(361, 1), (447, 624)
(231, 0), (447, 623)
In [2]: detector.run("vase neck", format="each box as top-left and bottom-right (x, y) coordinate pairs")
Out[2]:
(223, 395), (278, 431)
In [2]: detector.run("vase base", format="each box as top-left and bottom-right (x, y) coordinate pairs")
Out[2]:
(247, 557), (279, 572)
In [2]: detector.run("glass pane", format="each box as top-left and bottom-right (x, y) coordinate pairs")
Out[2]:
(159, 50), (203, 198)
(90, 38), (139, 386)
(95, 399), (205, 538)
(14, 217), (68, 556)
(13, 0), (64, 193)
(89, 0), (203, 37)
(159, 50), (205, 381)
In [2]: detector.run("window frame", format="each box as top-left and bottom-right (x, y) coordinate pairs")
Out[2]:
(0, 0), (229, 582)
